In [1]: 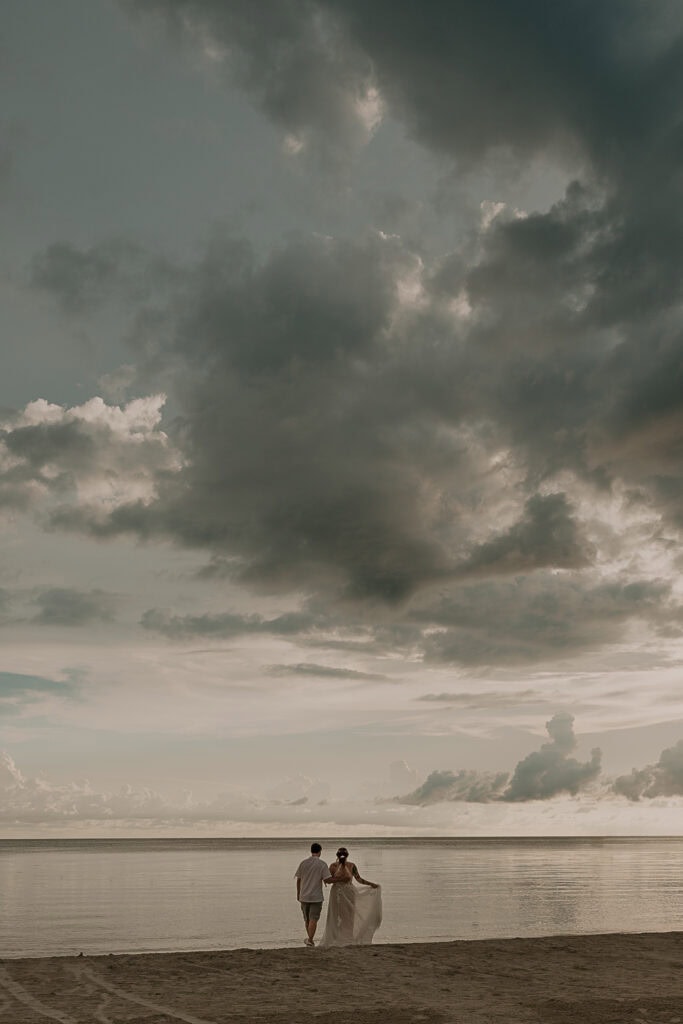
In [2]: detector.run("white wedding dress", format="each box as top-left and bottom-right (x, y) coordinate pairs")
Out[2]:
(320, 881), (382, 947)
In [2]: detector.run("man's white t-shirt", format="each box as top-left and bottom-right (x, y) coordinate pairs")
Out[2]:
(295, 855), (330, 902)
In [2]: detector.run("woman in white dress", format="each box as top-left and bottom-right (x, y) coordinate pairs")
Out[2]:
(320, 846), (382, 947)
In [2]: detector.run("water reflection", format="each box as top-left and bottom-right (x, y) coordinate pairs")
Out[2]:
(0, 838), (682, 957)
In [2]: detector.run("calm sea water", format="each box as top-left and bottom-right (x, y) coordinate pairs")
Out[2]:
(1, 837), (682, 958)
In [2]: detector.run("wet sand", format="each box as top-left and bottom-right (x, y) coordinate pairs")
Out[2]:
(1, 932), (682, 1022)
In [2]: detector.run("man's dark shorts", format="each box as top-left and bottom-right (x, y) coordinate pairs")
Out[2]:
(300, 901), (322, 923)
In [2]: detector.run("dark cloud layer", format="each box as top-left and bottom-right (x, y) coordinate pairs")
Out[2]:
(140, 570), (669, 667)
(22, 2), (683, 667)
(415, 576), (669, 666)
(454, 493), (594, 578)
(325, 0), (682, 167)
(125, 1), (681, 167)
(42, 232), (459, 602)
(116, 0), (683, 510)
(398, 713), (602, 804)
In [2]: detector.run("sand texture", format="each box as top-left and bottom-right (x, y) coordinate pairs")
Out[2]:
(0, 932), (683, 1023)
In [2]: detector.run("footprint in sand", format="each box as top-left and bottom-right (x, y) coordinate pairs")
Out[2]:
(69, 962), (217, 1024)
(0, 966), (79, 1024)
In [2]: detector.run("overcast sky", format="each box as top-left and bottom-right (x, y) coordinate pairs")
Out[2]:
(3, 0), (683, 836)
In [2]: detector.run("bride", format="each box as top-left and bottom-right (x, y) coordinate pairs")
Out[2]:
(320, 846), (382, 947)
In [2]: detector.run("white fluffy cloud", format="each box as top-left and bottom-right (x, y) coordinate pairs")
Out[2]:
(0, 394), (182, 517)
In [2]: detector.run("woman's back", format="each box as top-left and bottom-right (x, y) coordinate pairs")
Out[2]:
(330, 861), (353, 883)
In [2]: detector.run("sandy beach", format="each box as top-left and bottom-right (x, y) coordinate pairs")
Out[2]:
(0, 932), (682, 1023)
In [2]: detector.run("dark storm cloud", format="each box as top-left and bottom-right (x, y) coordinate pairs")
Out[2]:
(145, 563), (670, 668)
(27, 228), (621, 620)
(613, 739), (683, 800)
(456, 187), (683, 495)
(32, 588), (118, 627)
(22, 219), (678, 663)
(121, 0), (377, 158)
(117, 0), (683, 514)
(46, 231), (462, 602)
(125, 1), (681, 165)
(139, 564), (670, 667)
(124, 0), (683, 500)
(398, 713), (601, 805)
(415, 575), (670, 666)
(454, 493), (594, 579)
(324, 0), (683, 166)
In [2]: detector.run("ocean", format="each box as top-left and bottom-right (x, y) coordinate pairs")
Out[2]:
(1, 837), (682, 958)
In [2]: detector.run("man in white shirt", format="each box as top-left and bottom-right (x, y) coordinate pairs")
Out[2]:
(295, 842), (333, 946)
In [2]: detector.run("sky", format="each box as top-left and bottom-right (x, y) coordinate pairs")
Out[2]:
(3, 0), (683, 837)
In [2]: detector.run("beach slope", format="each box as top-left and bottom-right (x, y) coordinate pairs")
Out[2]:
(1, 932), (682, 1023)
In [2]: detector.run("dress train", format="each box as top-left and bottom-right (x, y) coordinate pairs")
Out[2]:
(320, 883), (382, 947)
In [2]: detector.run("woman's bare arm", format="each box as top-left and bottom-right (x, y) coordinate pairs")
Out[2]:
(351, 863), (379, 887)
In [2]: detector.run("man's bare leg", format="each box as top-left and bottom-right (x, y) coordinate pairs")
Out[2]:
(306, 918), (317, 945)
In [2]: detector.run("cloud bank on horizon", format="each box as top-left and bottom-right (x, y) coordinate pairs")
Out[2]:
(1, 714), (682, 834)
(397, 714), (602, 805)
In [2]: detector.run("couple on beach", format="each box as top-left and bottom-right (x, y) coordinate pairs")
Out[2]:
(295, 843), (382, 947)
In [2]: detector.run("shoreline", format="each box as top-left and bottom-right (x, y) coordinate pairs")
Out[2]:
(2, 925), (683, 962)
(1, 932), (682, 1022)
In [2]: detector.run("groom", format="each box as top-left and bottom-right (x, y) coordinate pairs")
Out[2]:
(295, 842), (334, 946)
